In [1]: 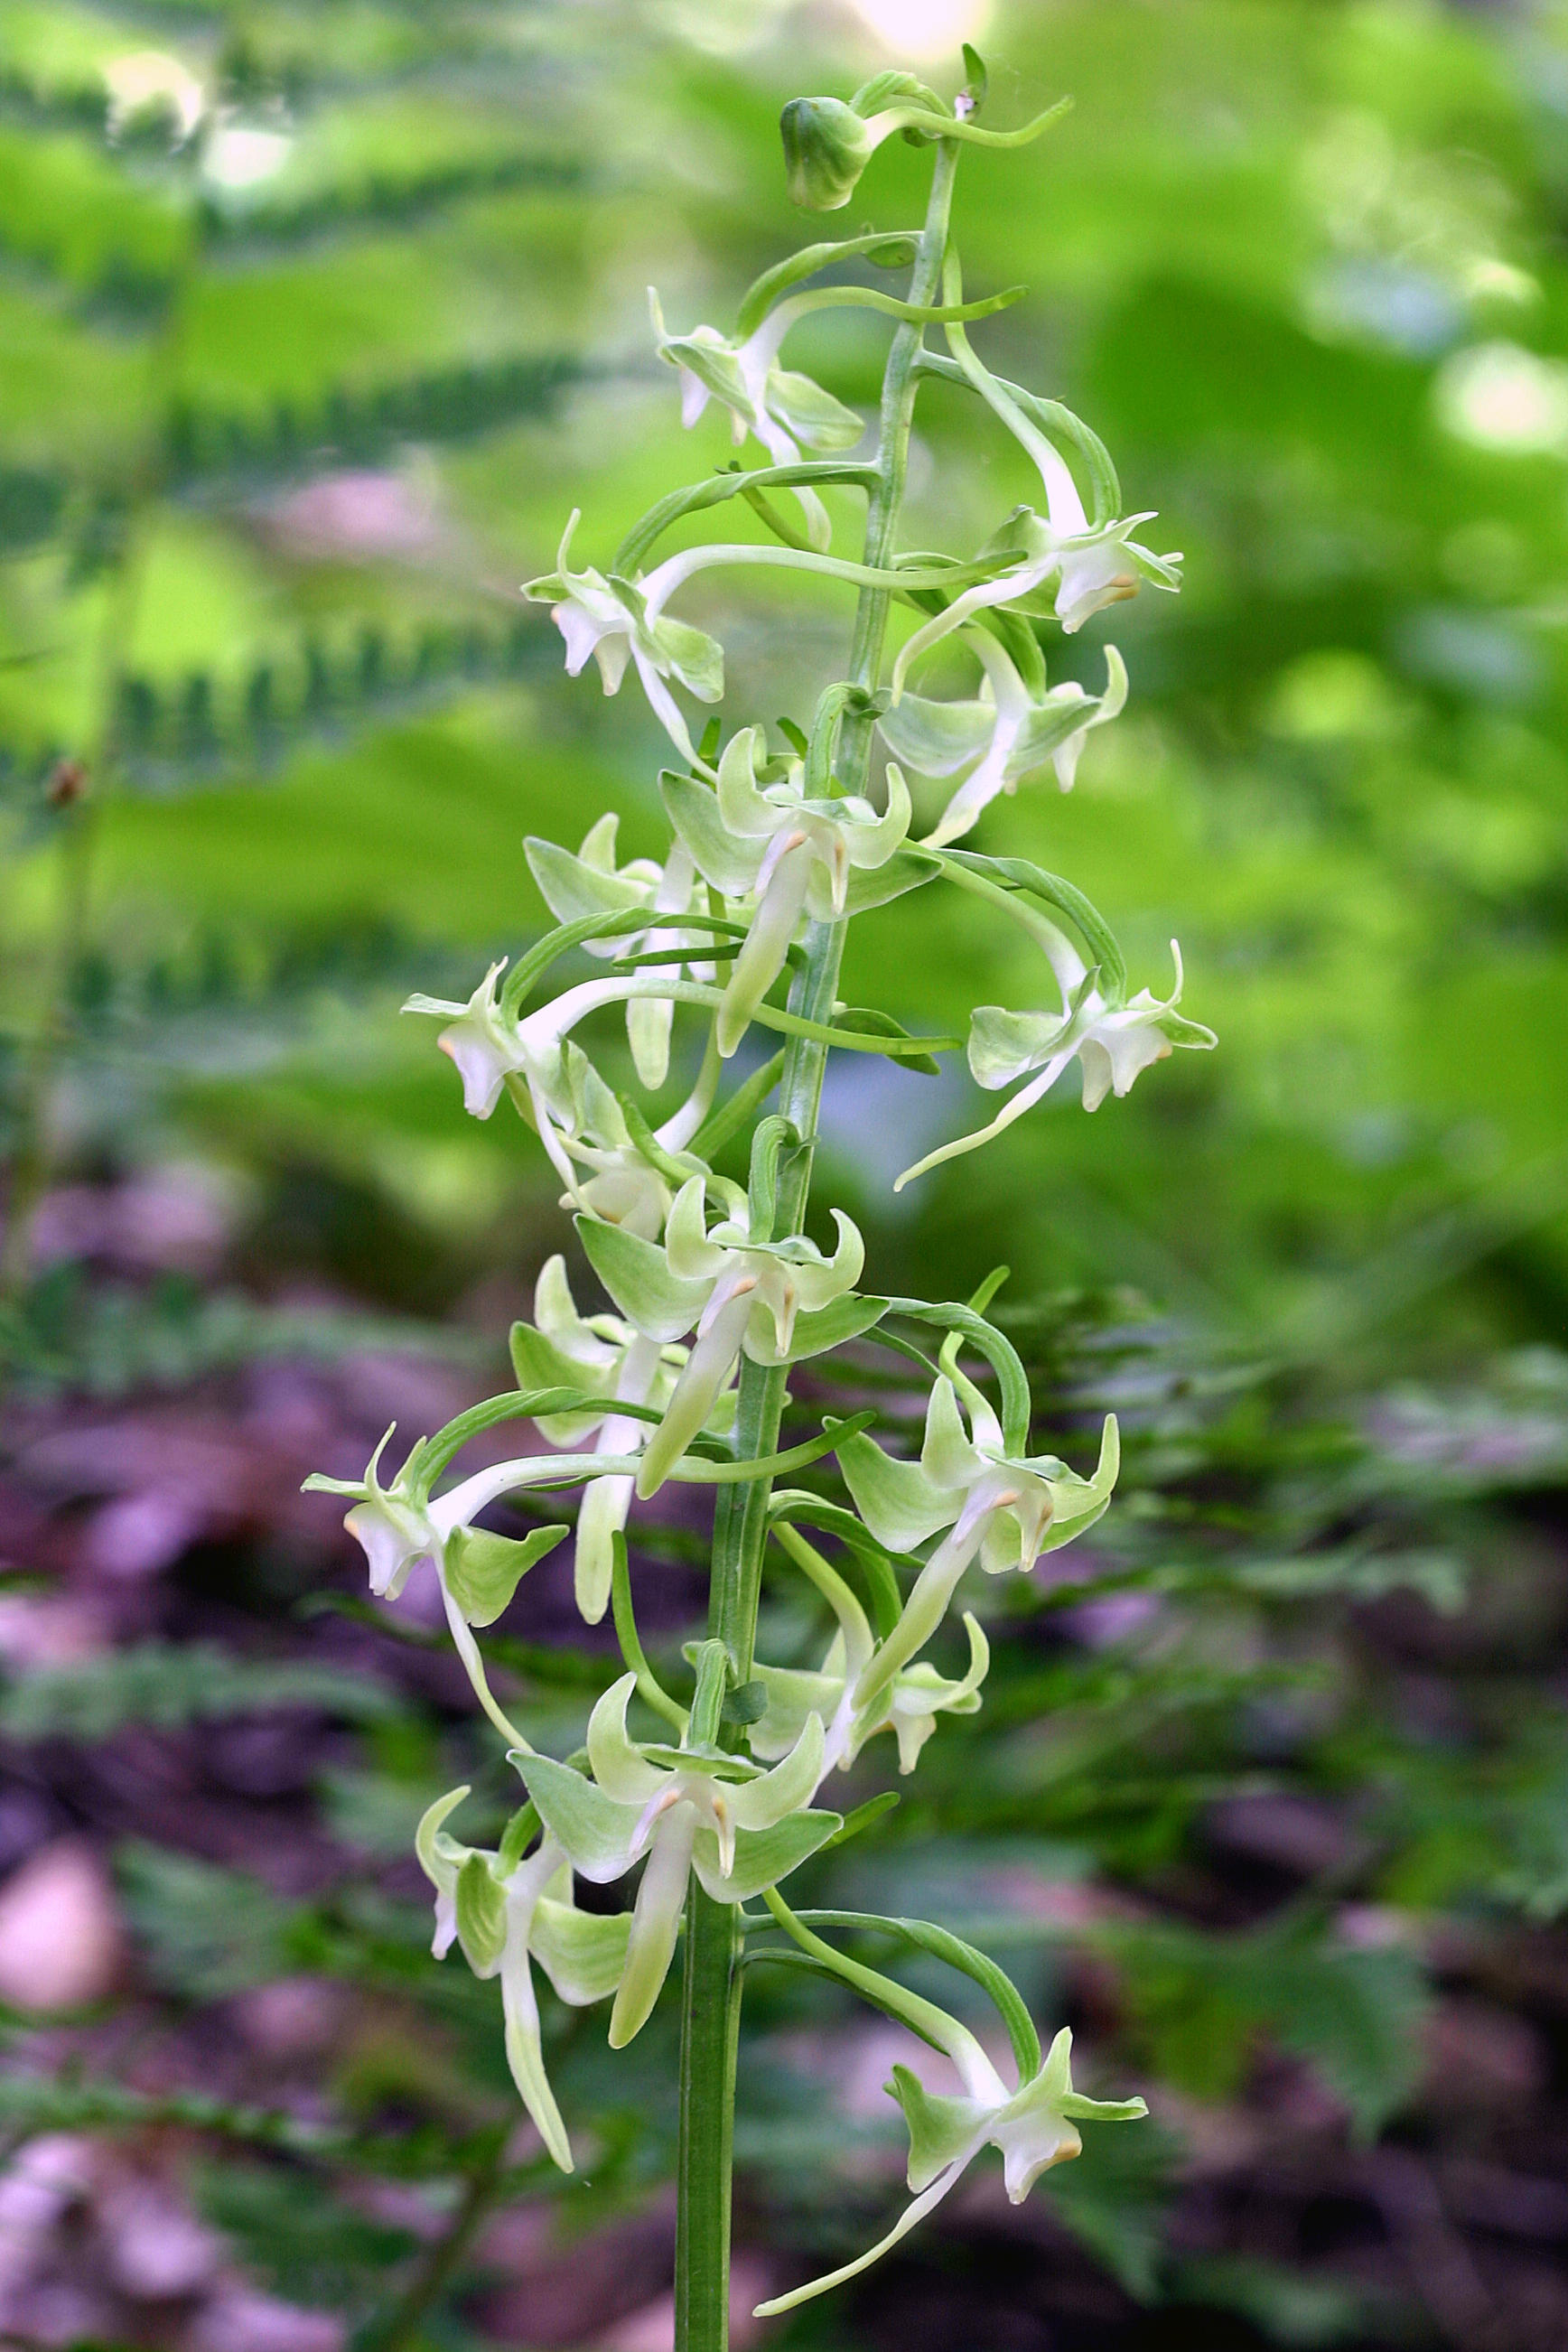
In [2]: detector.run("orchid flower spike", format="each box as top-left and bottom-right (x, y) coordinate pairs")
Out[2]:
(524, 512), (723, 767)
(650, 288), (861, 552)
(526, 816), (714, 1089)
(514, 1675), (839, 2046)
(663, 725), (912, 1054)
(750, 1525), (990, 1778)
(510, 1255), (736, 1624)
(880, 637), (1127, 848)
(757, 2020), (1144, 2316)
(574, 1173), (869, 1495)
(896, 940), (1216, 1191)
(836, 1371), (1120, 1703)
(416, 1792), (630, 2171)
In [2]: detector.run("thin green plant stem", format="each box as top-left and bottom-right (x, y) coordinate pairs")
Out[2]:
(672, 135), (961, 2352)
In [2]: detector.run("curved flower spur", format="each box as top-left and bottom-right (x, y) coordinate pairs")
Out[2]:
(303, 51), (1196, 2343)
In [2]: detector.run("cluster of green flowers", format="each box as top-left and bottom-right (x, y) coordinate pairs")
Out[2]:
(308, 57), (1211, 2319)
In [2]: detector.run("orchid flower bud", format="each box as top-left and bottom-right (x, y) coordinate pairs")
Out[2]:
(780, 96), (879, 210)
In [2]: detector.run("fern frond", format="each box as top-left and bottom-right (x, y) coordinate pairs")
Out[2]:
(0, 1641), (400, 1743)
(165, 352), (581, 489)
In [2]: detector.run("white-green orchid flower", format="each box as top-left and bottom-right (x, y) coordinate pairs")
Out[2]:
(836, 1373), (1120, 1705)
(895, 939), (1216, 1191)
(524, 510), (724, 767)
(401, 959), (523, 1121)
(304, 1432), (605, 1745)
(514, 1675), (839, 2047)
(525, 815), (714, 1090)
(879, 636), (1127, 849)
(650, 287), (862, 553)
(576, 1173), (869, 1496)
(662, 725), (911, 1054)
(757, 2017), (1143, 2317)
(510, 1255), (735, 1626)
(404, 960), (699, 1201)
(751, 1522), (989, 1777)
(891, 502), (1180, 706)
(416, 1792), (630, 2171)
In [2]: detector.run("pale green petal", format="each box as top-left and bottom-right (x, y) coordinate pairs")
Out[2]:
(415, 1786), (471, 1894)
(532, 1899), (633, 2006)
(576, 1215), (709, 1344)
(574, 1471), (633, 1626)
(729, 1711), (824, 1830)
(508, 1321), (605, 1444)
(841, 848), (939, 915)
(609, 1808), (694, 2046)
(1034, 1414), (1119, 1554)
(967, 1004), (1069, 1091)
(690, 1806), (842, 1902)
(455, 1853), (508, 1974)
(879, 693), (994, 779)
(444, 1524), (567, 1628)
(766, 366), (863, 452)
(514, 1754), (641, 1882)
(715, 724), (779, 840)
(748, 1664), (843, 1761)
(525, 835), (650, 929)
(886, 2063), (990, 2193)
(586, 1674), (668, 1805)
(741, 1292), (887, 1367)
(920, 1377), (983, 1491)
(664, 1175), (729, 1283)
(659, 770), (763, 897)
(648, 613), (724, 701)
(837, 1429), (958, 1553)
(842, 761), (912, 869)
(499, 1930), (574, 2171)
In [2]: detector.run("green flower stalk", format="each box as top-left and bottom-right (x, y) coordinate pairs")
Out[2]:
(305, 54), (1208, 2351)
